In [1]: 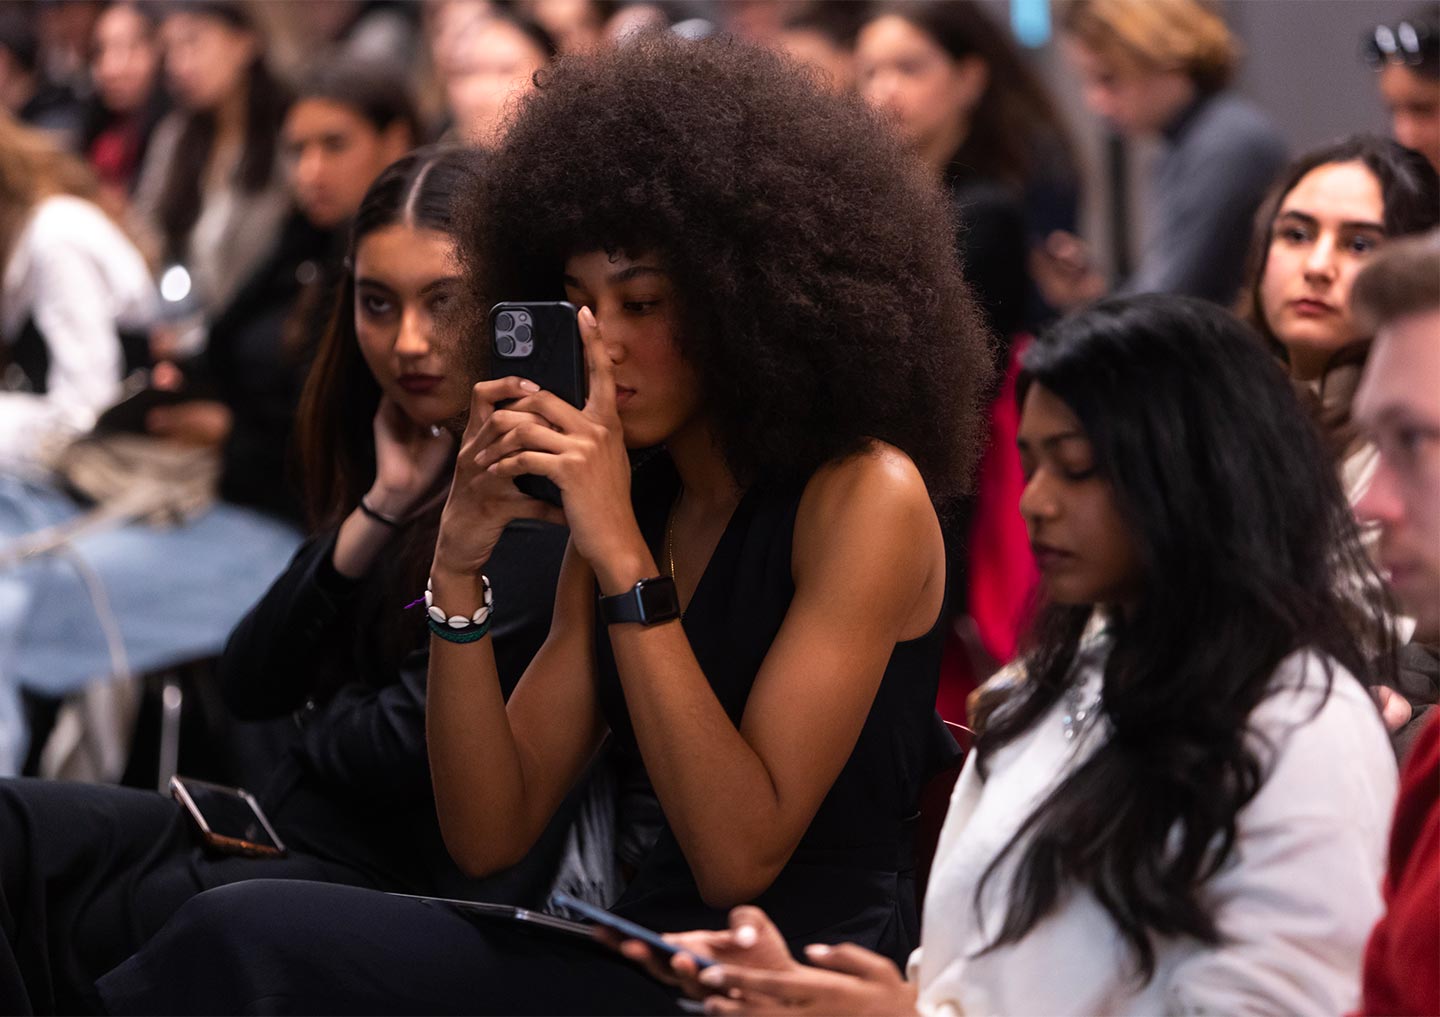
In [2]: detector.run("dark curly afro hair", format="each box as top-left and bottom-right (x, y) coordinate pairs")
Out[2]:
(457, 32), (994, 503)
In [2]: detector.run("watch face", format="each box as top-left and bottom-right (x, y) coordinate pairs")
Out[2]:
(637, 577), (681, 622)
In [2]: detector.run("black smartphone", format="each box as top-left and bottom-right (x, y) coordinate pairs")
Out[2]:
(551, 892), (714, 971)
(490, 301), (589, 506)
(169, 776), (287, 858)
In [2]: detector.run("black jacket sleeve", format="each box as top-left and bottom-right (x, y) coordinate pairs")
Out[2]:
(247, 520), (570, 805)
(218, 529), (361, 721)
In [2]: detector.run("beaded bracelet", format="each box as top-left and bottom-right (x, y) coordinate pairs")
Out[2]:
(425, 574), (493, 645)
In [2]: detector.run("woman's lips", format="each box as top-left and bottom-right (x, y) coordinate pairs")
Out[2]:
(1031, 542), (1075, 571)
(398, 374), (443, 395)
(1291, 298), (1336, 316)
(615, 385), (636, 407)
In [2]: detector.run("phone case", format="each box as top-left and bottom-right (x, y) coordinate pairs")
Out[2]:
(490, 302), (589, 506)
(169, 776), (288, 858)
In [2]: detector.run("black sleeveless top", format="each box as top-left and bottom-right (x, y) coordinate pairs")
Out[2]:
(594, 453), (958, 965)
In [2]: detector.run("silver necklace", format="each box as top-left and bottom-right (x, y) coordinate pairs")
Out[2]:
(1061, 681), (1102, 742)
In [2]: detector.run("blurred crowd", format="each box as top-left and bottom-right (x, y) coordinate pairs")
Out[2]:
(0, 1), (1436, 1015)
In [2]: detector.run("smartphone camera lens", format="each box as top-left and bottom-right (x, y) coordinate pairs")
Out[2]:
(496, 312), (515, 331)
(497, 334), (516, 356)
(515, 323), (532, 344)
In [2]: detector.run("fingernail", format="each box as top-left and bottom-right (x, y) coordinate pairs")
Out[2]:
(734, 925), (757, 948)
(805, 944), (831, 958)
(698, 966), (724, 986)
(580, 306), (595, 325)
(519, 380), (540, 392)
(474, 449), (486, 466)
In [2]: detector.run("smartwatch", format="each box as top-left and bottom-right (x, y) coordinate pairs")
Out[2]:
(599, 576), (681, 626)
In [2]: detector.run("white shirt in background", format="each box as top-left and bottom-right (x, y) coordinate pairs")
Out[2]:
(0, 194), (157, 474)
(910, 639), (1397, 1017)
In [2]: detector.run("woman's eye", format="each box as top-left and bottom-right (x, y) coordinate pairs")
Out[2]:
(1275, 224), (1311, 245)
(1348, 234), (1382, 256)
(1060, 464), (1097, 482)
(623, 300), (660, 314)
(360, 294), (393, 316)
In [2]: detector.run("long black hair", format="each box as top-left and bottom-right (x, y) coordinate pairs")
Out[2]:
(973, 294), (1393, 982)
(153, 1), (290, 263)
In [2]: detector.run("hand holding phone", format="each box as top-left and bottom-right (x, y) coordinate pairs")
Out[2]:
(490, 302), (588, 506)
(551, 892), (714, 971)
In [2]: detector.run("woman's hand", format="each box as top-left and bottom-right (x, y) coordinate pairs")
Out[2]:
(479, 306), (648, 590)
(1030, 230), (1107, 313)
(365, 396), (457, 519)
(698, 942), (920, 1017)
(432, 377), (566, 579)
(608, 907), (801, 1001)
(1375, 685), (1414, 732)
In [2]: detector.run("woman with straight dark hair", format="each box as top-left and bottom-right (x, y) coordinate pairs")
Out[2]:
(643, 295), (1397, 1016)
(0, 147), (567, 1017)
(1241, 135), (1440, 749)
(131, 0), (291, 319)
(856, 0), (1080, 338)
(1241, 134), (1439, 475)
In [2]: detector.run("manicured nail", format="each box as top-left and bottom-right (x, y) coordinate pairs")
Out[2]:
(518, 380), (540, 392)
(805, 944), (831, 958)
(474, 449), (487, 466)
(734, 925), (757, 948)
(698, 966), (725, 986)
(580, 306), (596, 326)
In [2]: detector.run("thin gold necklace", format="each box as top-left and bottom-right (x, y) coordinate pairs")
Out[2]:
(664, 490), (681, 582)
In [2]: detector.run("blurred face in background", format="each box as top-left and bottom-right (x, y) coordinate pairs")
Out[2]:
(1354, 307), (1440, 640)
(777, 25), (854, 93)
(161, 11), (256, 112)
(445, 17), (548, 147)
(91, 3), (159, 115)
(1378, 64), (1440, 172)
(1258, 161), (1386, 380)
(525, 0), (606, 54)
(1063, 38), (1192, 136)
(283, 99), (414, 231)
(856, 15), (985, 161)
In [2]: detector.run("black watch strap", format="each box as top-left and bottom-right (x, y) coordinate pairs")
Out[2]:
(599, 576), (681, 625)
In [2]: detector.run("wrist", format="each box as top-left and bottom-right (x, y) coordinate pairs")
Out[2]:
(365, 484), (419, 519)
(429, 565), (490, 612)
(593, 545), (658, 597)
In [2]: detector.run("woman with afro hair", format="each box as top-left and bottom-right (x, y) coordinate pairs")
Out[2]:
(97, 32), (994, 1016)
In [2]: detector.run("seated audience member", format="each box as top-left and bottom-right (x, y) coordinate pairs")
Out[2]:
(1037, 0), (1286, 310)
(0, 147), (568, 1017)
(0, 11), (85, 149)
(1364, 7), (1440, 174)
(130, 0), (291, 321)
(438, 11), (554, 147)
(643, 296), (1397, 1017)
(773, 3), (863, 94)
(520, 0), (617, 55)
(857, 0), (1079, 341)
(1240, 135), (1439, 751)
(97, 34), (990, 1015)
(81, 2), (169, 212)
(1351, 230), (1440, 1017)
(0, 59), (420, 775)
(0, 113), (154, 477)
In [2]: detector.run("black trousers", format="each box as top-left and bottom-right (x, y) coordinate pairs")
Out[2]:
(98, 880), (687, 1016)
(0, 779), (371, 1015)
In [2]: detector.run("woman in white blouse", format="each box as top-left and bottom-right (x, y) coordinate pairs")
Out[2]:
(631, 295), (1399, 1016)
(0, 111), (155, 475)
